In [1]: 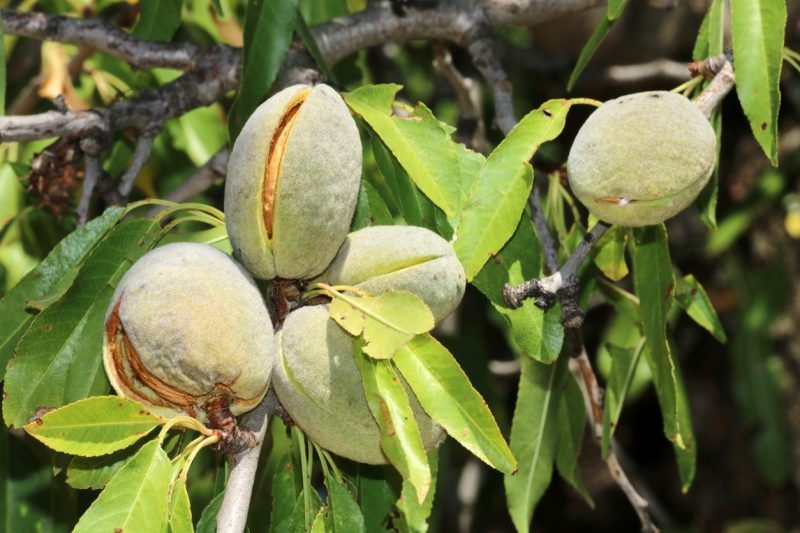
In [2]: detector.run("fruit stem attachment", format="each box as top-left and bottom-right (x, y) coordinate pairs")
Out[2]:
(205, 388), (257, 455)
(157, 415), (215, 445)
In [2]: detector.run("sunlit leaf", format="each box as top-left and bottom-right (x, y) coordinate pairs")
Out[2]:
(676, 274), (727, 343)
(394, 334), (516, 474)
(73, 440), (172, 533)
(133, 0), (183, 42)
(67, 445), (140, 490)
(395, 450), (438, 533)
(23, 396), (161, 457)
(168, 476), (193, 533)
(344, 84), (462, 217)
(353, 339), (431, 503)
(592, 225), (628, 281)
(329, 289), (434, 359)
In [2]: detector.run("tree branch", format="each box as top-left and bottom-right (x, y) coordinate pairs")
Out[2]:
(216, 390), (277, 533)
(118, 134), (156, 200)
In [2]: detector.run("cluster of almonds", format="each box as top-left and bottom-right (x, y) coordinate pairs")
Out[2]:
(102, 84), (466, 463)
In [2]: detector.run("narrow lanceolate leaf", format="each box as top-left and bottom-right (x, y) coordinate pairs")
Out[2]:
(0, 206), (125, 376)
(631, 225), (696, 490)
(353, 339), (431, 503)
(676, 275), (727, 343)
(326, 476), (366, 533)
(456, 99), (577, 280)
(22, 396), (161, 457)
(167, 477), (194, 533)
(228, 0), (299, 142)
(344, 84), (462, 217)
(567, 0), (630, 90)
(394, 334), (517, 474)
(395, 451), (438, 533)
(473, 218), (564, 364)
(600, 342), (644, 458)
(592, 225), (629, 281)
(555, 374), (593, 507)
(133, 0), (183, 42)
(73, 440), (172, 533)
(505, 356), (568, 533)
(731, 0), (787, 165)
(0, 12), (5, 116)
(3, 219), (160, 428)
(329, 290), (434, 359)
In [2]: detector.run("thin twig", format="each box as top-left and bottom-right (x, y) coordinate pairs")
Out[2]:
(529, 188), (560, 275)
(118, 135), (156, 201)
(694, 60), (735, 119)
(565, 332), (659, 532)
(464, 25), (516, 135)
(77, 154), (101, 227)
(216, 390), (277, 533)
(145, 149), (229, 217)
(503, 222), (609, 327)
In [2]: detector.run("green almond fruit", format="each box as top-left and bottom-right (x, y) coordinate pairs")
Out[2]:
(273, 305), (445, 465)
(318, 225), (466, 322)
(567, 91), (716, 227)
(225, 84), (362, 280)
(103, 243), (274, 422)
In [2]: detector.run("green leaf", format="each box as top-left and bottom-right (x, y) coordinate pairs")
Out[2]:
(455, 99), (577, 280)
(555, 374), (593, 507)
(353, 339), (431, 503)
(349, 465), (397, 533)
(676, 275), (727, 343)
(567, 18), (613, 92)
(73, 440), (172, 533)
(344, 84), (462, 217)
(67, 445), (140, 490)
(731, 0), (786, 165)
(473, 216), (564, 363)
(592, 225), (628, 281)
(395, 450), (438, 533)
(504, 355), (568, 533)
(329, 290), (434, 359)
(0, 12), (5, 116)
(327, 477), (366, 533)
(696, 111), (722, 230)
(631, 225), (696, 490)
(195, 491), (225, 533)
(270, 453), (301, 533)
(0, 206), (125, 377)
(228, 0), (299, 142)
(394, 334), (517, 474)
(600, 342), (644, 458)
(23, 396), (161, 456)
(168, 477), (194, 533)
(133, 0), (183, 42)
(693, 0), (725, 60)
(606, 0), (631, 20)
(295, 10), (336, 83)
(351, 180), (394, 231)
(3, 219), (161, 428)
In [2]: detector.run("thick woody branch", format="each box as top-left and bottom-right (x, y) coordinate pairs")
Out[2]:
(465, 25), (517, 135)
(0, 9), (204, 70)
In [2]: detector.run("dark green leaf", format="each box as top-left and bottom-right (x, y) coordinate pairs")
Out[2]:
(555, 374), (593, 507)
(295, 10), (337, 83)
(228, 0), (299, 142)
(504, 355), (568, 533)
(731, 0), (786, 165)
(567, 18), (613, 92)
(327, 476), (366, 533)
(0, 206), (125, 377)
(133, 0), (183, 42)
(351, 179), (394, 230)
(600, 342), (644, 458)
(73, 440), (172, 533)
(0, 12), (5, 116)
(692, 0), (725, 61)
(394, 334), (517, 474)
(395, 450), (438, 533)
(67, 445), (140, 490)
(606, 0), (631, 20)
(350, 465), (397, 533)
(473, 217), (564, 363)
(631, 225), (695, 491)
(270, 453), (301, 533)
(456, 99), (577, 280)
(3, 219), (161, 428)
(196, 491), (225, 533)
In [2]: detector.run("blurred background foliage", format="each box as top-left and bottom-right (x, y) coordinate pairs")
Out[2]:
(1, 0), (800, 531)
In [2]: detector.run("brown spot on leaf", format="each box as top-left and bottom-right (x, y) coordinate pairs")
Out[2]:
(543, 109), (553, 118)
(43, 324), (53, 332)
(761, 122), (767, 131)
(663, 282), (674, 300)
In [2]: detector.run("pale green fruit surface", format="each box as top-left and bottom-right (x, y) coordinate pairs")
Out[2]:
(273, 305), (445, 465)
(103, 242), (274, 422)
(567, 91), (716, 226)
(225, 83), (362, 280)
(319, 225), (466, 322)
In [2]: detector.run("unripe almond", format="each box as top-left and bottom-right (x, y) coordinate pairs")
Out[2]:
(273, 305), (444, 465)
(567, 91), (716, 226)
(103, 243), (274, 422)
(318, 225), (466, 322)
(225, 84), (362, 280)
